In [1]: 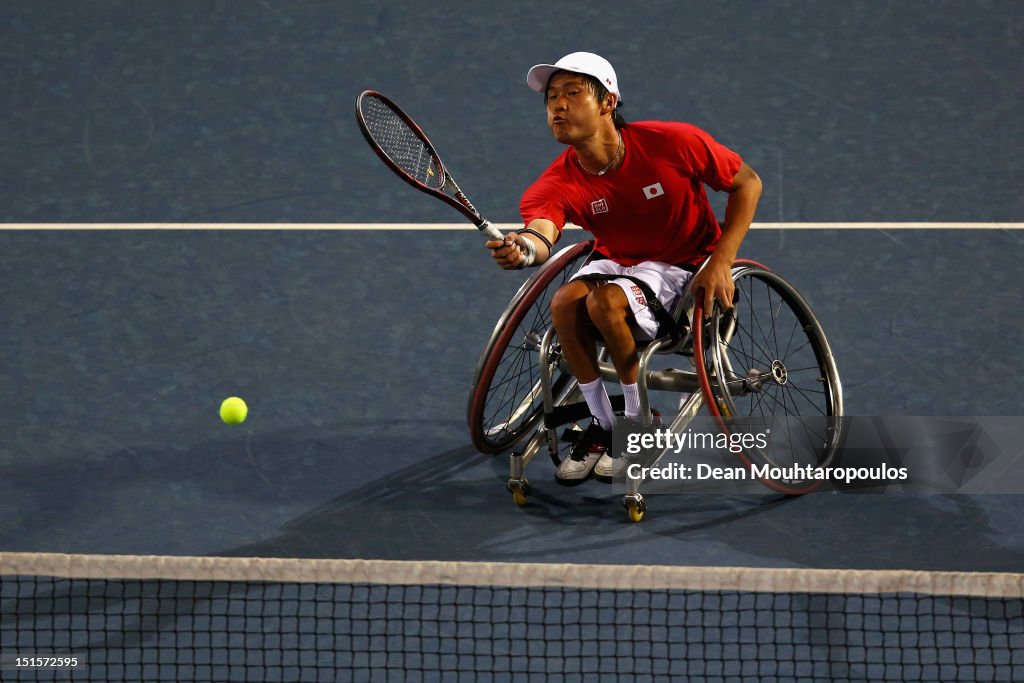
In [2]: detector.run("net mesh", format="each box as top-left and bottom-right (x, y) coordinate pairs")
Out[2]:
(359, 95), (442, 188)
(2, 553), (1022, 682)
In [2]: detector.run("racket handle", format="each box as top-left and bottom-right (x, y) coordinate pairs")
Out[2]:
(477, 220), (504, 242)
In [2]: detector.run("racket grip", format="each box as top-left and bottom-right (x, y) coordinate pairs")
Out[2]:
(477, 220), (504, 242)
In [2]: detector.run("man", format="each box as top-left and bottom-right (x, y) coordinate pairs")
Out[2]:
(488, 52), (762, 484)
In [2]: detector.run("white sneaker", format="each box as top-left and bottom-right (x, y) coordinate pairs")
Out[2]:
(594, 410), (661, 483)
(555, 422), (610, 486)
(593, 451), (625, 482)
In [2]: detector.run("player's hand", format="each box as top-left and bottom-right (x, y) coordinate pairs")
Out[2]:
(690, 257), (735, 319)
(487, 233), (527, 270)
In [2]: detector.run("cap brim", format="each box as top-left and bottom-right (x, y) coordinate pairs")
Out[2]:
(526, 64), (559, 93)
(526, 62), (623, 106)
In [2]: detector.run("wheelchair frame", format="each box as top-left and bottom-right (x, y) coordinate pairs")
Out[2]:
(468, 240), (843, 522)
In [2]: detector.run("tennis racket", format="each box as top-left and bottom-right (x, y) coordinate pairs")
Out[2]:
(355, 90), (504, 242)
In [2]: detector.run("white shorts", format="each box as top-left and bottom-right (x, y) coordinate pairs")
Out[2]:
(571, 259), (695, 340)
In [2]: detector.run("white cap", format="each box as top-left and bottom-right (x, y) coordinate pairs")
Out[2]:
(526, 52), (622, 105)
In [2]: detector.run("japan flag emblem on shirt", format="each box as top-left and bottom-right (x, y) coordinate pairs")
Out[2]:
(643, 182), (665, 199)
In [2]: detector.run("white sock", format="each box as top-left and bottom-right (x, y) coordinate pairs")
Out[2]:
(622, 382), (641, 420)
(579, 377), (616, 430)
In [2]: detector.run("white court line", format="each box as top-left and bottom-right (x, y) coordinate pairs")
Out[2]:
(0, 222), (1022, 230)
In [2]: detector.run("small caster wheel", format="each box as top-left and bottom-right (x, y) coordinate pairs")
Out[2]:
(507, 478), (530, 507)
(624, 497), (647, 522)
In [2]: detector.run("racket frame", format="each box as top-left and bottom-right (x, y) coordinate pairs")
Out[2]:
(355, 90), (502, 241)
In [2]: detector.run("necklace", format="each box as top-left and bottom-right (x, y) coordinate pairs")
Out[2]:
(576, 131), (623, 176)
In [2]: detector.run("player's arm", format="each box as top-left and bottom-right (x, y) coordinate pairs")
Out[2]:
(486, 218), (561, 270)
(690, 162), (763, 317)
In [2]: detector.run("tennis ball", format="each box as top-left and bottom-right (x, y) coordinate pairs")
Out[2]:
(219, 397), (248, 425)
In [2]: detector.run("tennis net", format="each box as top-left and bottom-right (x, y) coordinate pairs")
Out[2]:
(2, 552), (1022, 681)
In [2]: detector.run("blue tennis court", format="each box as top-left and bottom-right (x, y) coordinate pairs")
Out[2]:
(1, 226), (1022, 571)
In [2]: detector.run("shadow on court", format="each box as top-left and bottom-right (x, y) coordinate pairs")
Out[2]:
(217, 437), (1024, 574)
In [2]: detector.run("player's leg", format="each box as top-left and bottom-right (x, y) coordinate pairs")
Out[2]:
(585, 283), (639, 385)
(549, 280), (602, 384)
(549, 280), (618, 484)
(591, 264), (693, 483)
(553, 258), (642, 427)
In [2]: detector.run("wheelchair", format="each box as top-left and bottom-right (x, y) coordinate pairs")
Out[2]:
(467, 240), (843, 522)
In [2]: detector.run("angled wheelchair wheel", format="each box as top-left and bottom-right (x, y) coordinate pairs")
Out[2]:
(694, 260), (844, 494)
(468, 241), (594, 454)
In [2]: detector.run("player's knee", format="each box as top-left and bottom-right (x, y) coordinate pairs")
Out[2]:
(585, 286), (627, 329)
(550, 282), (588, 330)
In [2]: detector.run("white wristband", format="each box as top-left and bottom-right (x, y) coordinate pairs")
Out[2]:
(516, 235), (537, 269)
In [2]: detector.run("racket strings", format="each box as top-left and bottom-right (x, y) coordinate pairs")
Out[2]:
(361, 97), (442, 189)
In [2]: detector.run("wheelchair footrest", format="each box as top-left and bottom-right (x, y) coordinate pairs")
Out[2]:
(561, 428), (583, 444)
(544, 395), (626, 429)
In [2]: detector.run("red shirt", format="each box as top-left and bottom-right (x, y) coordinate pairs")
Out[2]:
(519, 121), (742, 266)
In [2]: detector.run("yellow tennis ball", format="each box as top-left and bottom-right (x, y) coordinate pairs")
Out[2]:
(219, 397), (248, 425)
